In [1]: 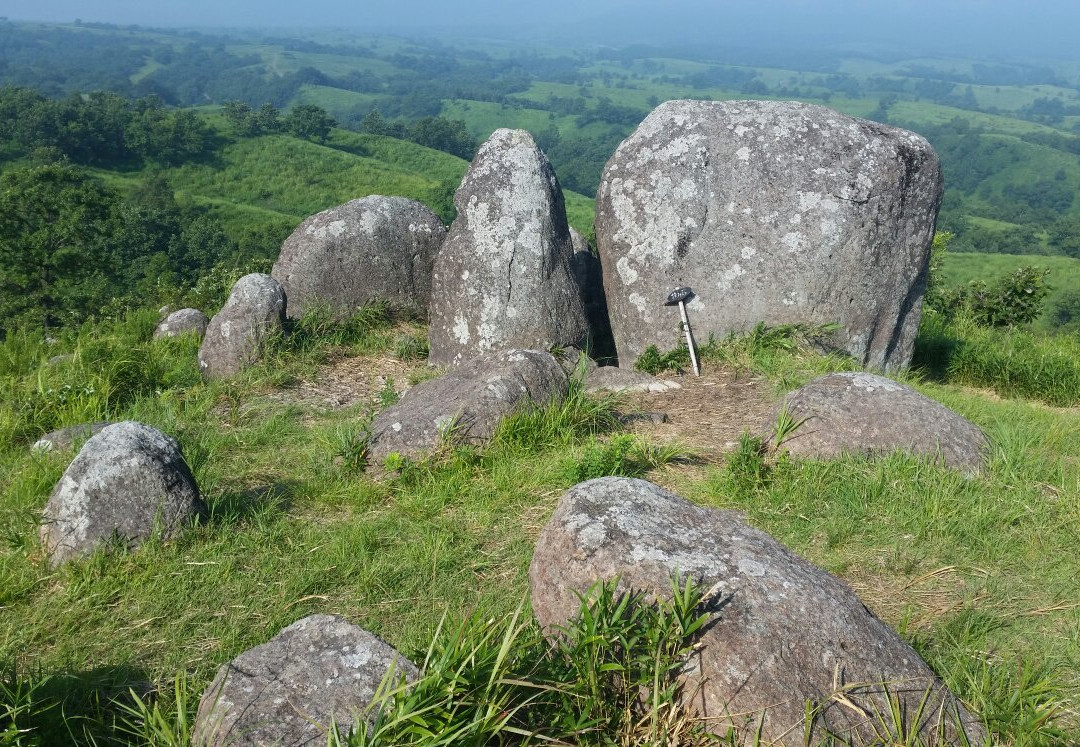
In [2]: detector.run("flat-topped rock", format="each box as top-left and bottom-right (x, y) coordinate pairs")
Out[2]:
(154, 308), (209, 340)
(762, 371), (989, 474)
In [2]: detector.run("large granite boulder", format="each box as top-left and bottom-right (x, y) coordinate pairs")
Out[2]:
(39, 422), (205, 567)
(762, 372), (989, 474)
(272, 196), (446, 319)
(530, 478), (986, 745)
(369, 348), (567, 463)
(198, 274), (286, 380)
(428, 129), (589, 366)
(153, 308), (209, 340)
(193, 614), (417, 747)
(596, 99), (942, 371)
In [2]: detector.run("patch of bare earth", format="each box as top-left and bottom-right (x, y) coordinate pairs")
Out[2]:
(617, 365), (780, 462)
(265, 354), (431, 418)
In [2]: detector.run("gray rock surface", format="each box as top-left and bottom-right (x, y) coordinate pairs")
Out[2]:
(596, 100), (942, 371)
(763, 372), (988, 474)
(32, 422), (111, 453)
(428, 129), (589, 366)
(369, 349), (567, 462)
(568, 228), (617, 365)
(39, 422), (205, 567)
(194, 614), (417, 747)
(198, 274), (286, 380)
(584, 366), (680, 393)
(530, 477), (986, 745)
(272, 196), (446, 319)
(153, 308), (209, 340)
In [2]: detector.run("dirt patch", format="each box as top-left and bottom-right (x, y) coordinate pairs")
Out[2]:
(616, 366), (781, 461)
(265, 354), (431, 415)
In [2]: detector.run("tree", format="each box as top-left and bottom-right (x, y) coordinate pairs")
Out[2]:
(0, 164), (115, 333)
(285, 104), (335, 142)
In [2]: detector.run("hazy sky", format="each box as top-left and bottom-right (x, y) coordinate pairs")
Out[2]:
(4, 1), (1079, 60)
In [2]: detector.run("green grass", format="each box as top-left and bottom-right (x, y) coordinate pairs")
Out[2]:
(3, 309), (1079, 743)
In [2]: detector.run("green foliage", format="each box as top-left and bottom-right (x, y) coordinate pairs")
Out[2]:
(333, 578), (716, 746)
(571, 433), (690, 482)
(633, 344), (689, 375)
(492, 381), (621, 452)
(284, 104), (336, 142)
(936, 266), (1051, 328)
(0, 664), (47, 747)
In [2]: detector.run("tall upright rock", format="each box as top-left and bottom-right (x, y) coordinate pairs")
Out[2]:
(428, 129), (589, 366)
(596, 100), (943, 371)
(198, 274), (286, 380)
(271, 196), (446, 319)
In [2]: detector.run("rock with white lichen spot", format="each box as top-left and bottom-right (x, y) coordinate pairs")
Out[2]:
(584, 365), (680, 393)
(272, 196), (446, 320)
(198, 273), (286, 380)
(596, 99), (942, 371)
(368, 348), (567, 463)
(428, 129), (589, 366)
(530, 477), (988, 745)
(762, 372), (988, 474)
(39, 422), (205, 567)
(193, 614), (417, 747)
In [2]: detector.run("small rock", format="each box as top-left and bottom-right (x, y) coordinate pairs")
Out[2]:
(368, 349), (568, 463)
(198, 274), (286, 381)
(153, 308), (210, 340)
(193, 614), (417, 747)
(585, 366), (679, 393)
(762, 372), (989, 474)
(529, 477), (987, 744)
(46, 353), (73, 366)
(39, 422), (205, 567)
(32, 422), (111, 453)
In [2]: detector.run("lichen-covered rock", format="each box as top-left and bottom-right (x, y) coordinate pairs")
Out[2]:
(530, 477), (987, 745)
(193, 614), (417, 747)
(272, 196), (446, 319)
(369, 348), (567, 462)
(32, 422), (111, 453)
(198, 274), (286, 380)
(39, 422), (205, 567)
(763, 372), (988, 474)
(596, 100), (942, 371)
(584, 365), (680, 393)
(428, 129), (589, 366)
(153, 308), (209, 340)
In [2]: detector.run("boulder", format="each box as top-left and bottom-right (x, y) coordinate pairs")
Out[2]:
(39, 422), (205, 567)
(596, 99), (942, 371)
(530, 477), (986, 745)
(762, 372), (988, 474)
(428, 129), (589, 366)
(584, 365), (681, 394)
(198, 274), (286, 380)
(272, 196), (446, 320)
(32, 422), (111, 453)
(194, 614), (417, 747)
(153, 308), (209, 340)
(369, 349), (567, 463)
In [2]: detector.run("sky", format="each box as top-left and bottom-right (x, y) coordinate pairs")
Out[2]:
(4, 1), (1080, 60)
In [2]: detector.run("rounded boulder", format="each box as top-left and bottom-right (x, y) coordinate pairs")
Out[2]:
(272, 195), (446, 319)
(39, 421), (205, 567)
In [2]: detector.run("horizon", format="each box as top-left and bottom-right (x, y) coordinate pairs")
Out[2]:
(3, 1), (1080, 61)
